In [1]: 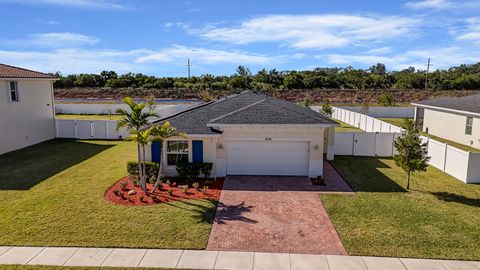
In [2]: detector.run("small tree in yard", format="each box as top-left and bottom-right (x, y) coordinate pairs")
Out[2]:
(377, 92), (395, 107)
(117, 97), (158, 193)
(360, 102), (370, 114)
(127, 127), (155, 193)
(321, 100), (332, 115)
(151, 121), (184, 193)
(393, 119), (430, 189)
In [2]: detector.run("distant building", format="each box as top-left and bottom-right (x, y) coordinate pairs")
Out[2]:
(412, 94), (480, 149)
(0, 64), (56, 154)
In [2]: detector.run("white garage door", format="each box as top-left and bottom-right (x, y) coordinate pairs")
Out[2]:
(226, 140), (309, 176)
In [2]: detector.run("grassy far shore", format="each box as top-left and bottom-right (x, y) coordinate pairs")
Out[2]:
(0, 139), (215, 249)
(333, 119), (363, 132)
(321, 156), (480, 260)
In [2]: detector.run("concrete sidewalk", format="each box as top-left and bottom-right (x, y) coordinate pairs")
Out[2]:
(0, 246), (479, 270)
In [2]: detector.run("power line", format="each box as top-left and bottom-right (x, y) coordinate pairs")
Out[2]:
(425, 58), (433, 90)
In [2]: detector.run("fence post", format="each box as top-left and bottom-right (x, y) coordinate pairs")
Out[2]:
(90, 121), (94, 138)
(352, 132), (356, 156)
(105, 121), (109, 139)
(74, 120), (78, 138)
(443, 144), (448, 172)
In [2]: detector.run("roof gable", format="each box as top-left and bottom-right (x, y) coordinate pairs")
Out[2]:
(0, 63), (55, 79)
(413, 94), (480, 115)
(209, 97), (335, 125)
(153, 90), (336, 134)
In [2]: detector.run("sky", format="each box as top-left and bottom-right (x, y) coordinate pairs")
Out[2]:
(0, 0), (480, 76)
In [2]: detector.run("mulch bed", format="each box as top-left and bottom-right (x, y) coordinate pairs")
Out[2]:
(105, 176), (224, 206)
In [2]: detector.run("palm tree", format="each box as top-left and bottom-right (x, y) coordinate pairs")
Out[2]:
(151, 121), (184, 193)
(116, 97), (158, 193)
(128, 127), (155, 193)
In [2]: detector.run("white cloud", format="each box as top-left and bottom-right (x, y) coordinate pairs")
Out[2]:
(456, 17), (480, 44)
(0, 46), (279, 74)
(367, 47), (393, 54)
(322, 47), (480, 70)
(405, 0), (452, 10)
(1, 0), (127, 9)
(188, 8), (200, 13)
(405, 0), (480, 10)
(0, 49), (148, 74)
(291, 53), (306, 59)
(191, 14), (418, 49)
(136, 45), (277, 65)
(29, 32), (100, 47)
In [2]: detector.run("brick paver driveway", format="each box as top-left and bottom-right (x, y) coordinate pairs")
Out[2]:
(207, 175), (347, 255)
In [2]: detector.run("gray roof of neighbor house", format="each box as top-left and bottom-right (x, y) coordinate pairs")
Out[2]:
(152, 90), (337, 134)
(413, 94), (480, 115)
(0, 63), (56, 79)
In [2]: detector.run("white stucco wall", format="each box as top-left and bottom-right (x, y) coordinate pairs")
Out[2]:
(157, 126), (327, 178)
(422, 108), (480, 149)
(0, 79), (55, 154)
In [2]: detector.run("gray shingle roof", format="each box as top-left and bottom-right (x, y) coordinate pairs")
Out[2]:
(413, 94), (480, 115)
(153, 90), (336, 134)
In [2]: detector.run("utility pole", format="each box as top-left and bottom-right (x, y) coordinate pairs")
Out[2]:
(185, 58), (192, 79)
(425, 58), (433, 90)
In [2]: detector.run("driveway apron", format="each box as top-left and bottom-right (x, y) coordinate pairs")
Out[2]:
(207, 176), (347, 255)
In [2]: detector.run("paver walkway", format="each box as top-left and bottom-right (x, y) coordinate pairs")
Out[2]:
(206, 173), (349, 254)
(1, 246), (479, 270)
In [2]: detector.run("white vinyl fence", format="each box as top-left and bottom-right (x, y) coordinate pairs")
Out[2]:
(328, 106), (480, 184)
(330, 107), (404, 133)
(335, 132), (400, 157)
(56, 119), (128, 140)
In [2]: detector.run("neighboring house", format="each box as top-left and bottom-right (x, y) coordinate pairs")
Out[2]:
(412, 94), (480, 149)
(0, 64), (56, 155)
(146, 90), (337, 178)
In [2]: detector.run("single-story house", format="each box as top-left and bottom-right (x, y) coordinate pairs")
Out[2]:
(0, 63), (56, 155)
(412, 94), (480, 149)
(145, 90), (338, 178)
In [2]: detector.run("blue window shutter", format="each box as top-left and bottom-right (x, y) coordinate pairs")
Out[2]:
(151, 141), (162, 163)
(192, 140), (203, 163)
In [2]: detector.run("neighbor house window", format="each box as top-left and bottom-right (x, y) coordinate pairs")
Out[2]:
(465, 117), (473, 135)
(8, 81), (19, 102)
(166, 141), (188, 165)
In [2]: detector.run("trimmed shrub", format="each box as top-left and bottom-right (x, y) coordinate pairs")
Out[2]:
(176, 162), (202, 179)
(201, 163), (213, 178)
(175, 162), (190, 179)
(176, 162), (209, 179)
(127, 161), (159, 179)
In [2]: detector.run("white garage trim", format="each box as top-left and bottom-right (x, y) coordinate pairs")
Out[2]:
(226, 140), (310, 176)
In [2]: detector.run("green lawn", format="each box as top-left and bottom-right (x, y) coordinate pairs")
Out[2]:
(56, 114), (123, 120)
(0, 139), (216, 249)
(321, 156), (480, 260)
(379, 118), (480, 152)
(378, 118), (410, 127)
(332, 119), (363, 132)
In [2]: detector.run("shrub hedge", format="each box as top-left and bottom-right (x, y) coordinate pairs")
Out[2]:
(127, 161), (159, 179)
